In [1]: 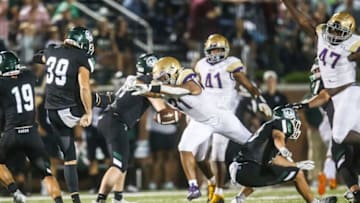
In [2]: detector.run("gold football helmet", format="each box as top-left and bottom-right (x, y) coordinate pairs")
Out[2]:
(325, 12), (355, 45)
(152, 56), (182, 85)
(204, 34), (230, 63)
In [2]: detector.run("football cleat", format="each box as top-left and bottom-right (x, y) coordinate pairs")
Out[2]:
(186, 184), (201, 201)
(207, 183), (216, 202)
(328, 178), (337, 190)
(318, 172), (326, 195)
(209, 194), (225, 203)
(231, 195), (245, 203)
(317, 196), (337, 203)
(13, 189), (26, 203)
(344, 190), (354, 201)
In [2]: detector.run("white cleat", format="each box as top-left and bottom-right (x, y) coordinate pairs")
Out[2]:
(231, 195), (245, 203)
(13, 189), (26, 203)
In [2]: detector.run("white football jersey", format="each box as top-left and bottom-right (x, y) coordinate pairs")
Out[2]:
(195, 56), (245, 110)
(316, 24), (360, 88)
(164, 69), (223, 123)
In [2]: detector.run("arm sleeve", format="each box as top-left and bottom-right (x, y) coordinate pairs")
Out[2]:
(226, 57), (245, 73)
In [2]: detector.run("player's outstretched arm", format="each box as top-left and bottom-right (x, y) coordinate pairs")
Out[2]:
(78, 66), (92, 127)
(132, 80), (201, 97)
(282, 0), (317, 39)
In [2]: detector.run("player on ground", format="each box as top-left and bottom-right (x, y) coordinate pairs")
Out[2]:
(0, 51), (63, 203)
(188, 34), (270, 202)
(282, 1), (360, 201)
(229, 107), (337, 203)
(131, 56), (271, 201)
(94, 54), (177, 203)
(33, 26), (95, 203)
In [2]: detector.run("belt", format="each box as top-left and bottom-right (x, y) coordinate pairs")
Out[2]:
(14, 125), (34, 134)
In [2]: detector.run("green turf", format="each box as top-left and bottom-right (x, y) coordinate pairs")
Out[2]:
(0, 186), (350, 203)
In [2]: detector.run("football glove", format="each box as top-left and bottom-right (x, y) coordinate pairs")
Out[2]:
(296, 160), (315, 171)
(256, 95), (272, 117)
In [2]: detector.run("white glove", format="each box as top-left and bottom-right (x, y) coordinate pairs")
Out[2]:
(279, 147), (293, 160)
(256, 95), (272, 117)
(296, 160), (315, 171)
(131, 84), (151, 96)
(123, 75), (137, 90)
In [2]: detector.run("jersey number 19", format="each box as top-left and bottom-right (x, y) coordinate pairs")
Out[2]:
(11, 84), (34, 113)
(46, 56), (69, 86)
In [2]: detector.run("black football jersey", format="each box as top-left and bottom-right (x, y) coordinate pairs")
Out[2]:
(241, 119), (294, 165)
(105, 75), (152, 128)
(43, 44), (94, 110)
(0, 69), (36, 131)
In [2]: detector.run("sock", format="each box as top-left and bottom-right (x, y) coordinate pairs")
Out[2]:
(324, 158), (336, 179)
(188, 179), (198, 187)
(114, 191), (123, 201)
(215, 187), (223, 195)
(70, 193), (80, 203)
(64, 165), (79, 193)
(55, 196), (64, 203)
(237, 193), (245, 199)
(7, 182), (18, 194)
(208, 176), (216, 185)
(96, 193), (107, 202)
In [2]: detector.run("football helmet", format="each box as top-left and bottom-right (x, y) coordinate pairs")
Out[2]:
(136, 53), (158, 76)
(64, 26), (95, 56)
(204, 34), (230, 63)
(324, 12), (355, 45)
(152, 56), (182, 85)
(0, 51), (22, 76)
(272, 106), (301, 140)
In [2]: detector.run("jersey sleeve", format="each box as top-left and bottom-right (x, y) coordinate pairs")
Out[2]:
(176, 69), (197, 85)
(272, 119), (294, 138)
(79, 54), (95, 73)
(349, 39), (360, 52)
(226, 57), (245, 73)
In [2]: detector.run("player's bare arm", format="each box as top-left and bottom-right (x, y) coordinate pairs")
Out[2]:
(78, 66), (92, 127)
(281, 0), (317, 39)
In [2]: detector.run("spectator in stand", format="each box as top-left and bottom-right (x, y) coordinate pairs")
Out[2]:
(186, 0), (221, 51)
(19, 0), (50, 31)
(93, 19), (117, 84)
(52, 0), (79, 23)
(17, 22), (35, 64)
(261, 71), (288, 109)
(0, 0), (9, 46)
(313, 1), (329, 24)
(113, 17), (134, 76)
(45, 26), (61, 48)
(146, 108), (178, 190)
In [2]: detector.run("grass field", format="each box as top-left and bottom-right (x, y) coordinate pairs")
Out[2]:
(0, 186), (350, 203)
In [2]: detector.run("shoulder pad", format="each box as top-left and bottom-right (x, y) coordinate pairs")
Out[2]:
(176, 69), (197, 85)
(348, 35), (360, 52)
(226, 57), (244, 73)
(316, 24), (325, 36)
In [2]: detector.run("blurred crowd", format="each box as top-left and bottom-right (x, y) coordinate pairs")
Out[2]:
(0, 0), (355, 194)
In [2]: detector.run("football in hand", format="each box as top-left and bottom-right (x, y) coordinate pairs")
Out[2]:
(154, 108), (180, 125)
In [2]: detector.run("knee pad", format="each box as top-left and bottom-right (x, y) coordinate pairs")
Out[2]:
(112, 154), (128, 173)
(60, 136), (76, 162)
(33, 157), (52, 179)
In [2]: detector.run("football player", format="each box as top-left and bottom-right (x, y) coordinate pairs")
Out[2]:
(0, 51), (63, 203)
(94, 54), (176, 203)
(132, 56), (271, 201)
(188, 34), (270, 202)
(229, 107), (337, 203)
(282, 1), (360, 201)
(33, 26), (95, 203)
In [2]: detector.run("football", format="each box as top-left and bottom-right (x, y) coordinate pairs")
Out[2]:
(154, 108), (181, 125)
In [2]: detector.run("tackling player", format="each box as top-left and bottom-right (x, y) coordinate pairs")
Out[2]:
(33, 26), (95, 203)
(0, 51), (63, 203)
(132, 56), (271, 201)
(282, 1), (360, 201)
(94, 54), (176, 203)
(229, 107), (337, 203)
(188, 34), (271, 202)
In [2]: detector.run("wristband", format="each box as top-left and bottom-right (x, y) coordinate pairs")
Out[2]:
(150, 84), (161, 93)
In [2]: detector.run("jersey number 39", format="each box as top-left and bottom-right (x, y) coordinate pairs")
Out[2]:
(11, 84), (34, 113)
(46, 56), (69, 86)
